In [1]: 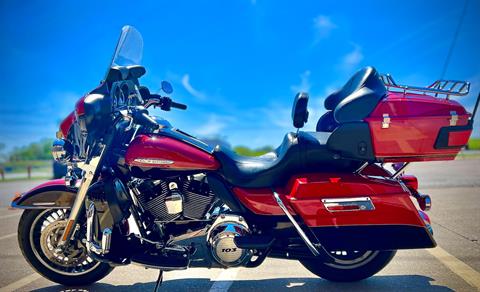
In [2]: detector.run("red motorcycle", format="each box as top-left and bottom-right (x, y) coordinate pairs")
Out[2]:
(11, 26), (479, 287)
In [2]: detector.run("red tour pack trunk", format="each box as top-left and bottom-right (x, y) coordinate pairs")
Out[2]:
(366, 76), (474, 162)
(366, 91), (472, 162)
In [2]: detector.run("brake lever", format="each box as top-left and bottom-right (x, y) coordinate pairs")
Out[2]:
(144, 98), (162, 109)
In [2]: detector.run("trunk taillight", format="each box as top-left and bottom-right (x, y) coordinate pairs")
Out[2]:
(401, 175), (418, 190)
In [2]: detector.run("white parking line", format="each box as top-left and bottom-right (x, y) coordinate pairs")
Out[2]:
(428, 246), (480, 289)
(0, 233), (16, 241)
(0, 273), (41, 292)
(209, 268), (239, 292)
(0, 213), (21, 220)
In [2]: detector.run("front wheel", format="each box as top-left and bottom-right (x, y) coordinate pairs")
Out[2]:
(18, 209), (113, 286)
(300, 249), (396, 282)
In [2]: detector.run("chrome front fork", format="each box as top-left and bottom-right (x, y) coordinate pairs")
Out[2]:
(58, 147), (105, 247)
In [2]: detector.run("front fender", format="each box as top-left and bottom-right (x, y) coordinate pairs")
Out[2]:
(11, 179), (77, 209)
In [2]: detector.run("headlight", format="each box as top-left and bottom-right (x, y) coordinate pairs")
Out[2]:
(52, 139), (72, 163)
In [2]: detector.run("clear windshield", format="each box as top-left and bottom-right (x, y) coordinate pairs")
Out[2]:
(109, 25), (144, 68)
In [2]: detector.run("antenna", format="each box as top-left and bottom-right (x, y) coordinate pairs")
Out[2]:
(439, 0), (469, 79)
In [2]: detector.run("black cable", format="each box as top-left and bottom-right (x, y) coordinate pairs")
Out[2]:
(440, 0), (469, 79)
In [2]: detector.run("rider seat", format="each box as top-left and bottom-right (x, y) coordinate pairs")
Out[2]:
(213, 93), (360, 188)
(214, 131), (354, 188)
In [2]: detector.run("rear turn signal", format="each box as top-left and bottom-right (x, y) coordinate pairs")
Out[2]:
(416, 194), (432, 211)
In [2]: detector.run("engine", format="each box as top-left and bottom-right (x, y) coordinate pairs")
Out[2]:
(206, 214), (251, 267)
(135, 174), (217, 221)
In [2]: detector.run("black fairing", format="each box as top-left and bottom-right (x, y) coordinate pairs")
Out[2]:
(105, 65), (146, 85)
(83, 90), (112, 142)
(104, 178), (131, 224)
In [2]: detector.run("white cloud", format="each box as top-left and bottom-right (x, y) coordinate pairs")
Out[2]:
(313, 15), (337, 40)
(340, 44), (363, 72)
(196, 114), (230, 136)
(181, 74), (206, 100)
(290, 70), (311, 93)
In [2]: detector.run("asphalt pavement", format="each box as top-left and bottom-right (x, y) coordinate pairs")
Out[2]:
(0, 159), (479, 291)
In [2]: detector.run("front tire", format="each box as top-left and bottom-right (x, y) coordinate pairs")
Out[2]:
(18, 209), (113, 286)
(300, 249), (396, 282)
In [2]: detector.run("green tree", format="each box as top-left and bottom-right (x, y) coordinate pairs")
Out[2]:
(0, 143), (6, 162)
(233, 145), (274, 157)
(9, 139), (53, 161)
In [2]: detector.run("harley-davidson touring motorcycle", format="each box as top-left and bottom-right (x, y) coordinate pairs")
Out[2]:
(11, 26), (479, 287)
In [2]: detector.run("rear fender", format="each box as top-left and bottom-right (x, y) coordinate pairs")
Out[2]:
(11, 179), (77, 209)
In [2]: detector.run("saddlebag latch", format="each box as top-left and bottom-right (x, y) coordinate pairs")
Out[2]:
(382, 114), (391, 129)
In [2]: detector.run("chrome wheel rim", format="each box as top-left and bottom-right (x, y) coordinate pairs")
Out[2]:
(325, 250), (379, 269)
(29, 209), (100, 276)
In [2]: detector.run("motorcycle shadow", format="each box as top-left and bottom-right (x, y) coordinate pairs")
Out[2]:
(33, 275), (453, 292)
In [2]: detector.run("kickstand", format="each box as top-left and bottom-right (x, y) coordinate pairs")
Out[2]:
(154, 270), (163, 292)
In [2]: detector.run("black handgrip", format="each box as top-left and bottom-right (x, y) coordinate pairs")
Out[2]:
(132, 108), (159, 130)
(171, 101), (187, 110)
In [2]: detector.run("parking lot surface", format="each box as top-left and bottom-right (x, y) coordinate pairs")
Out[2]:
(0, 159), (479, 291)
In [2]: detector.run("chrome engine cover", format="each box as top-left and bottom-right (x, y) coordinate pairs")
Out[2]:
(207, 214), (251, 267)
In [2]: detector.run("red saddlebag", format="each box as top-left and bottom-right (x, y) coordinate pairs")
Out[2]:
(234, 172), (435, 251)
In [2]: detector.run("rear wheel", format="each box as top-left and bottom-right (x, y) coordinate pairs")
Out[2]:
(300, 249), (396, 282)
(18, 209), (113, 286)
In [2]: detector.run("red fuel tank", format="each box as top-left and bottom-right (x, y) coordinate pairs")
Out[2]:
(125, 134), (220, 171)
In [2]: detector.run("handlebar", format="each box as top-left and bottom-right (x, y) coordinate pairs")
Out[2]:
(161, 97), (187, 110)
(139, 86), (187, 111)
(171, 101), (187, 110)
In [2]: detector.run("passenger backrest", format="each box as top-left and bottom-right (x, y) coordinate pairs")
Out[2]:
(330, 67), (387, 123)
(333, 86), (385, 123)
(292, 92), (309, 129)
(324, 67), (379, 110)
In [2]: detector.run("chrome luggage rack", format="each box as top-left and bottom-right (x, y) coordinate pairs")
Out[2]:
(380, 74), (470, 99)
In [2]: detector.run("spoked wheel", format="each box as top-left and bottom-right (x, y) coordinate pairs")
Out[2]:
(300, 249), (396, 282)
(18, 209), (113, 286)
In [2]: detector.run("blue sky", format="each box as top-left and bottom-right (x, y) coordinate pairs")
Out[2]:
(1, 0), (479, 152)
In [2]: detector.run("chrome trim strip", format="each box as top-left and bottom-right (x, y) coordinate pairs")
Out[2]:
(322, 197), (375, 212)
(272, 191), (320, 256)
(354, 162), (369, 174)
(32, 202), (56, 206)
(134, 158), (174, 165)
